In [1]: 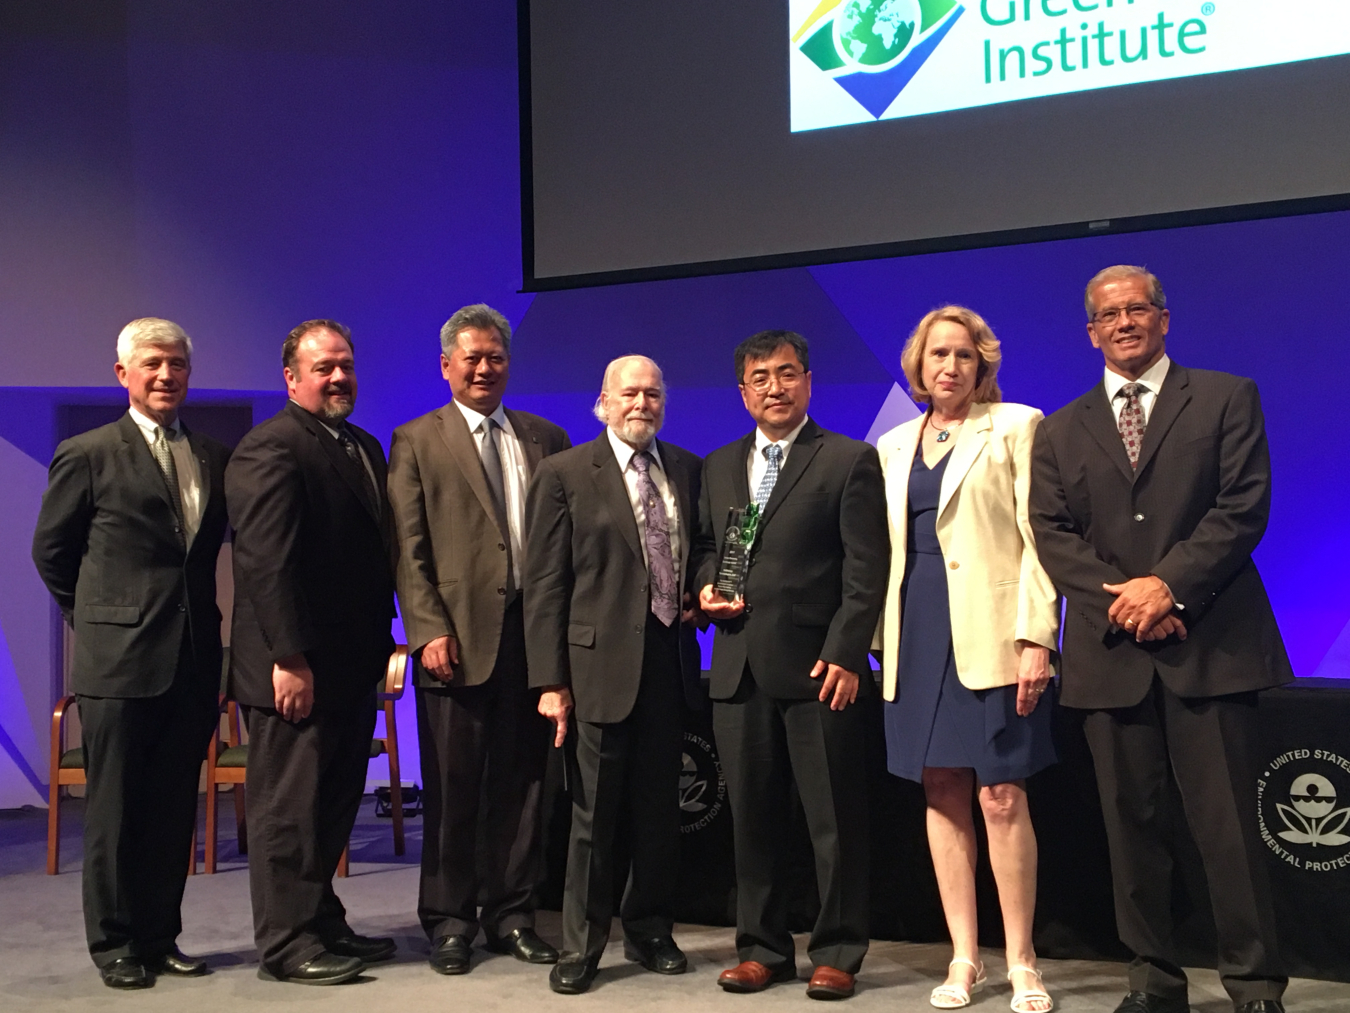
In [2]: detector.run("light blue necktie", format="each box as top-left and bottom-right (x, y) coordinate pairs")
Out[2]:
(754, 444), (783, 510)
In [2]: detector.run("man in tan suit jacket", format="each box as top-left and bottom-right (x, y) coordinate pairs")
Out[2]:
(387, 304), (571, 975)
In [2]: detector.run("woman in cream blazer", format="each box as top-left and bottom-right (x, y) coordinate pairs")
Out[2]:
(876, 306), (1058, 1013)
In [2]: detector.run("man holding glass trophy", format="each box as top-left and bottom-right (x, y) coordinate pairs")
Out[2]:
(693, 330), (889, 1001)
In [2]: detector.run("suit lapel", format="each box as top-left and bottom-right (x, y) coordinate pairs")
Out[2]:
(1077, 385), (1135, 482)
(285, 401), (381, 524)
(937, 403), (991, 520)
(1133, 362), (1191, 480)
(116, 413), (182, 524)
(887, 418), (923, 528)
(759, 419), (822, 530)
(505, 406), (546, 479)
(590, 433), (644, 566)
(183, 424), (212, 512)
(435, 403), (507, 538)
(732, 431), (754, 509)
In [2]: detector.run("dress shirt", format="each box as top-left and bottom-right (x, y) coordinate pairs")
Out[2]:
(455, 400), (527, 586)
(607, 427), (682, 587)
(747, 416), (811, 495)
(128, 407), (204, 543)
(1103, 354), (1171, 426)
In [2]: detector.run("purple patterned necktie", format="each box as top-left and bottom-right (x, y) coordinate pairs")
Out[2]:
(631, 451), (678, 627)
(1116, 382), (1146, 469)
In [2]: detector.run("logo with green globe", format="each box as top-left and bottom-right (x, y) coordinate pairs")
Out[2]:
(794, 0), (965, 118)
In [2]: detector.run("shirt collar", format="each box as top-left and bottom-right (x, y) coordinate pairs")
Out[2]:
(128, 406), (182, 438)
(754, 415), (810, 456)
(1103, 354), (1171, 401)
(454, 398), (512, 436)
(607, 426), (662, 473)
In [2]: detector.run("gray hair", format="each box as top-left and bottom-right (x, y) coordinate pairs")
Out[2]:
(440, 303), (512, 356)
(1084, 265), (1168, 318)
(591, 355), (666, 422)
(116, 317), (193, 365)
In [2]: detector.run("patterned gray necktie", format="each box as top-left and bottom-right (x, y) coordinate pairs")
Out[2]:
(151, 426), (184, 525)
(337, 425), (380, 516)
(479, 417), (516, 600)
(631, 451), (678, 627)
(1116, 383), (1146, 469)
(754, 443), (783, 510)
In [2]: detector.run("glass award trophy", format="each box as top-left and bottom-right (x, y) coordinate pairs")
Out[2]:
(714, 503), (760, 601)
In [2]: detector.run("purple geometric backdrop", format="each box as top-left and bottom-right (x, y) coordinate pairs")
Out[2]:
(0, 2), (1346, 804)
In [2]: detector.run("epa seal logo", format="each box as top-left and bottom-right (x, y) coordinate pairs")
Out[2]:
(1257, 749), (1350, 873)
(679, 733), (727, 835)
(792, 0), (966, 119)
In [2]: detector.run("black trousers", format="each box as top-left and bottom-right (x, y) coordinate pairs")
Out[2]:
(77, 656), (216, 967)
(562, 614), (683, 957)
(1083, 676), (1286, 1006)
(712, 666), (871, 974)
(416, 599), (550, 942)
(244, 695), (376, 976)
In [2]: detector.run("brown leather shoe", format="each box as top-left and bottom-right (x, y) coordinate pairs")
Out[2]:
(806, 966), (856, 1000)
(718, 960), (797, 993)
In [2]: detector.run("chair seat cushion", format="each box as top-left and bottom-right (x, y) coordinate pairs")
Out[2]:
(217, 744), (249, 768)
(59, 748), (84, 769)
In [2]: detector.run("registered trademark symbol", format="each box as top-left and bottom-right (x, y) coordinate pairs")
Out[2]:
(1201, 2), (1215, 14)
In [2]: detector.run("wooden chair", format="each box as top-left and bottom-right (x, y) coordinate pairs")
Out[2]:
(47, 695), (198, 876)
(204, 645), (410, 875)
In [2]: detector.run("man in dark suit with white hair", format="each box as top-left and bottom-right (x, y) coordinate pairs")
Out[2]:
(33, 318), (230, 989)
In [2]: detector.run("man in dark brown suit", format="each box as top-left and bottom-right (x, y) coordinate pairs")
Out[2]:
(1031, 266), (1293, 1013)
(387, 304), (570, 975)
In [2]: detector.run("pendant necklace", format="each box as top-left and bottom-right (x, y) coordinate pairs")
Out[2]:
(930, 413), (965, 443)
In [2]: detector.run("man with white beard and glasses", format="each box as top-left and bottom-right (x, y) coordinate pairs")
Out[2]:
(524, 356), (703, 995)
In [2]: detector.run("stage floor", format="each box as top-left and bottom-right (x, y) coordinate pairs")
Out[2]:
(2, 800), (1346, 1013)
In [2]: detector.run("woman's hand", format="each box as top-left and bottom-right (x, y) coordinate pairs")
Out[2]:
(1015, 642), (1052, 717)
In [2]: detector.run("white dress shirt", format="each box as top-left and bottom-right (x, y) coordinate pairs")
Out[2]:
(128, 407), (204, 544)
(456, 400), (527, 585)
(607, 427), (682, 586)
(747, 416), (811, 495)
(1103, 354), (1171, 426)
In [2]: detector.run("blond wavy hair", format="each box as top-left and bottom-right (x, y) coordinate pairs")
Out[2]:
(900, 305), (1002, 405)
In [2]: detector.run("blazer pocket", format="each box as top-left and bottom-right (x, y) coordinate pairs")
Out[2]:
(567, 622), (596, 648)
(791, 604), (835, 628)
(82, 604), (141, 625)
(436, 579), (459, 589)
(994, 579), (1019, 588)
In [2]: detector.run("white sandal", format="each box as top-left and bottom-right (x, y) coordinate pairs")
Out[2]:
(930, 958), (987, 1009)
(1006, 965), (1053, 1013)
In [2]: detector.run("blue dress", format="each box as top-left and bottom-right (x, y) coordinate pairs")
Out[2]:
(883, 448), (1057, 785)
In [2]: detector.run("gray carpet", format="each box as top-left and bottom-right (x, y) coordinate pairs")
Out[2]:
(2, 800), (1345, 1013)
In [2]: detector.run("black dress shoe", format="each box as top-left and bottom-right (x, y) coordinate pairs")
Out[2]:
(429, 935), (473, 975)
(484, 927), (559, 964)
(623, 936), (687, 975)
(99, 957), (151, 990)
(147, 948), (209, 976)
(1114, 991), (1191, 1013)
(1236, 1002), (1285, 1013)
(327, 934), (397, 963)
(549, 951), (600, 994)
(258, 952), (364, 985)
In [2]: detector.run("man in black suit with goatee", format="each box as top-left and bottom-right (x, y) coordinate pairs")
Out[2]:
(1031, 266), (1292, 1013)
(524, 355), (702, 995)
(226, 319), (397, 985)
(693, 330), (888, 1001)
(33, 317), (230, 990)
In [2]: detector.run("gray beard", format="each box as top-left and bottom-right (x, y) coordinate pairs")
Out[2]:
(318, 399), (354, 422)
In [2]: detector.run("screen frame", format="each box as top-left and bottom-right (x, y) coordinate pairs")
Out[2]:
(517, 1), (1350, 294)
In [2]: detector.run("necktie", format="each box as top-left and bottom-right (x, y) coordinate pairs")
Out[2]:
(755, 443), (783, 511)
(151, 426), (185, 530)
(479, 418), (516, 600)
(337, 426), (380, 516)
(632, 452), (678, 627)
(1116, 383), (1146, 469)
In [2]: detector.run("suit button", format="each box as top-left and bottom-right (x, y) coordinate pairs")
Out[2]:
(178, 604), (186, 612)
(497, 587), (506, 595)
(499, 543), (506, 551)
(744, 604), (753, 614)
(1134, 513), (1145, 522)
(635, 625), (643, 634)
(949, 561), (959, 570)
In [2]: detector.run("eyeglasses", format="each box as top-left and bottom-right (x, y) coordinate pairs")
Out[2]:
(1091, 302), (1159, 327)
(741, 369), (803, 394)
